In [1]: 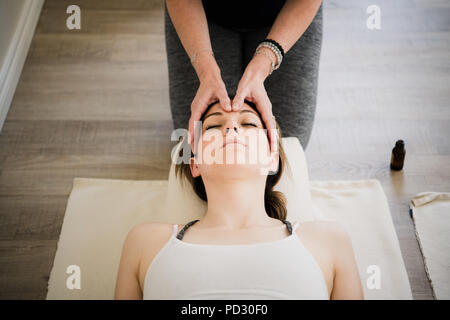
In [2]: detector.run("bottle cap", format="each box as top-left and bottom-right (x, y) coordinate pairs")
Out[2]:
(395, 140), (404, 148)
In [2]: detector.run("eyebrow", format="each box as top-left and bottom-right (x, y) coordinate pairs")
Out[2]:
(203, 109), (260, 122)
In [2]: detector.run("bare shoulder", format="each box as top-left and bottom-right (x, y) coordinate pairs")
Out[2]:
(297, 221), (355, 274)
(294, 220), (363, 299)
(122, 222), (175, 280)
(296, 220), (357, 269)
(115, 222), (174, 299)
(124, 221), (174, 247)
(296, 220), (353, 251)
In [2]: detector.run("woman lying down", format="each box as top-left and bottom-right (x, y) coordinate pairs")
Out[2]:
(115, 99), (364, 300)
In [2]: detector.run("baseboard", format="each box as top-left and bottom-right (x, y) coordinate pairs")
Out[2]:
(0, 0), (44, 134)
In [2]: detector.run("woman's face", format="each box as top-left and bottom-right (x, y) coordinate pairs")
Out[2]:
(190, 102), (278, 180)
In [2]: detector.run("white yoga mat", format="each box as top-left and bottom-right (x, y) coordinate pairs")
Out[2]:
(46, 178), (412, 300)
(410, 191), (450, 300)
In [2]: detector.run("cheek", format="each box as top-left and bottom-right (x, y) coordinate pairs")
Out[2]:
(244, 129), (270, 156)
(200, 130), (222, 147)
(197, 130), (223, 159)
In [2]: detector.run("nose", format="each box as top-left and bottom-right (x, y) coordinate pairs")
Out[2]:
(225, 126), (238, 134)
(224, 117), (241, 136)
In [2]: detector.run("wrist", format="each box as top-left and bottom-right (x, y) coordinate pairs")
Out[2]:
(193, 52), (221, 82)
(246, 53), (273, 81)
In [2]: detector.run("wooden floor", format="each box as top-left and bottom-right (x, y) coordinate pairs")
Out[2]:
(0, 0), (448, 299)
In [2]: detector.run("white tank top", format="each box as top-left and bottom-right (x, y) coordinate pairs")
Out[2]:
(143, 220), (329, 299)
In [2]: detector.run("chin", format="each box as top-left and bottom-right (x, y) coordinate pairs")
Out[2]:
(203, 162), (270, 180)
(198, 144), (273, 177)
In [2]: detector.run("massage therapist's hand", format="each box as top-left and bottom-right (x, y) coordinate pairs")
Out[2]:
(232, 49), (278, 154)
(188, 54), (232, 149)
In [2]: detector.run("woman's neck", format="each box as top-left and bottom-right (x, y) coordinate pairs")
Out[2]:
(198, 176), (275, 230)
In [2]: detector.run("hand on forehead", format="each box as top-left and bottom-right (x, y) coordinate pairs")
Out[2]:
(201, 100), (265, 128)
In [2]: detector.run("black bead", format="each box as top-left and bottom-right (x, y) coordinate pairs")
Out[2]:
(263, 38), (285, 58)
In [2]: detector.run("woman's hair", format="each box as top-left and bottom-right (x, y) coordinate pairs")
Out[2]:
(174, 97), (290, 221)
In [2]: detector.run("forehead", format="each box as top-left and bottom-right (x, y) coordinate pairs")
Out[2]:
(204, 102), (259, 119)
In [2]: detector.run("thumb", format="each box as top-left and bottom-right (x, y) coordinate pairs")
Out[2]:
(232, 90), (246, 111)
(217, 91), (232, 112)
(191, 111), (203, 150)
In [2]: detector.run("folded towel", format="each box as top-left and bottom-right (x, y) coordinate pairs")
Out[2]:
(410, 191), (450, 299)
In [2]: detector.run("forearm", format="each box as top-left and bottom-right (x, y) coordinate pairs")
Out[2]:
(244, 0), (322, 82)
(267, 0), (322, 53)
(165, 0), (220, 80)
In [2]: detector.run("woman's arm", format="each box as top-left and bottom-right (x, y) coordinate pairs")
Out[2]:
(231, 0), (323, 153)
(165, 0), (220, 80)
(329, 224), (364, 300)
(165, 0), (232, 148)
(114, 225), (144, 299)
(266, 0), (323, 54)
(237, 0), (323, 79)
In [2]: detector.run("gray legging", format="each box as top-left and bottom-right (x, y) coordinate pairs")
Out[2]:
(164, 2), (323, 150)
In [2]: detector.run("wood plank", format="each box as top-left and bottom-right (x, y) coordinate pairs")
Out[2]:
(0, 240), (57, 300)
(0, 196), (66, 241)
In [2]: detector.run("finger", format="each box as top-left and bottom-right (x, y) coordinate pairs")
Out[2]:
(267, 117), (277, 155)
(188, 117), (193, 147)
(255, 94), (277, 153)
(270, 123), (279, 157)
(269, 117), (278, 156)
(217, 91), (232, 111)
(189, 99), (201, 145)
(188, 104), (197, 146)
(232, 90), (246, 111)
(188, 116), (195, 151)
(188, 109), (203, 152)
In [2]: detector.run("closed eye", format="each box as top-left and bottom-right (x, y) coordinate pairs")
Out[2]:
(205, 124), (221, 130)
(205, 123), (258, 130)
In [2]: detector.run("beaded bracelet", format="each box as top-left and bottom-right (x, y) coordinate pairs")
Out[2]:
(256, 42), (283, 71)
(263, 38), (285, 59)
(253, 47), (277, 75)
(255, 38), (285, 72)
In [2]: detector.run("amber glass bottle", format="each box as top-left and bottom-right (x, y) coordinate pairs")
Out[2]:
(390, 140), (406, 170)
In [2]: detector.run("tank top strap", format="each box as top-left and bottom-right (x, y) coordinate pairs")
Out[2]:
(175, 219), (297, 239)
(281, 220), (293, 235)
(176, 219), (200, 240)
(281, 220), (300, 234)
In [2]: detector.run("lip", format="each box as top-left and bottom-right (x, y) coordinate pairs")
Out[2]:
(222, 140), (247, 148)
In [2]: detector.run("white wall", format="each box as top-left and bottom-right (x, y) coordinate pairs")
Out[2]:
(0, 1), (26, 66)
(0, 0), (44, 133)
